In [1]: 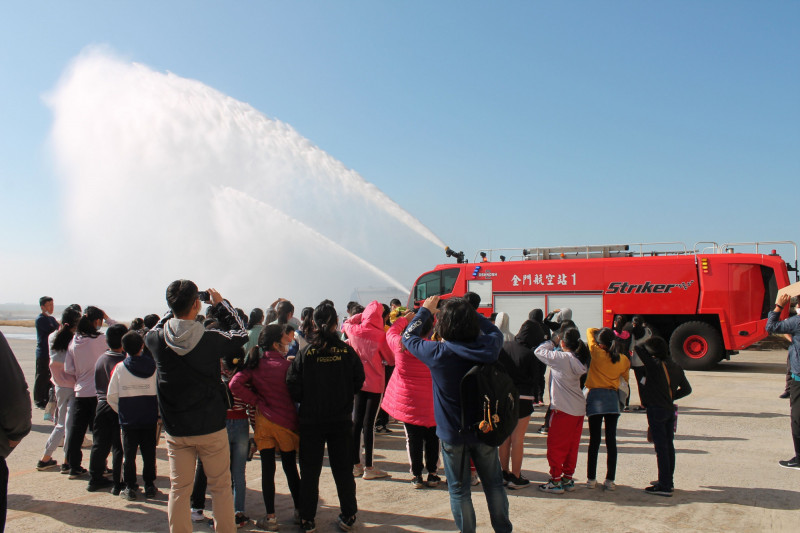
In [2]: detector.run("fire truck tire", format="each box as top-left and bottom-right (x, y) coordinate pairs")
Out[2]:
(669, 321), (724, 370)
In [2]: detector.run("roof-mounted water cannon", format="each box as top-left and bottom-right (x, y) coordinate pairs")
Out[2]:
(444, 246), (465, 264)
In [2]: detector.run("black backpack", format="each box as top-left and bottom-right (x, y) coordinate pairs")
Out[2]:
(459, 361), (519, 446)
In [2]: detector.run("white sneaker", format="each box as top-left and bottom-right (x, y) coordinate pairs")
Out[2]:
(586, 479), (597, 489)
(362, 467), (390, 480)
(470, 472), (480, 486)
(603, 479), (616, 491)
(255, 515), (278, 531)
(352, 464), (364, 478)
(191, 509), (206, 522)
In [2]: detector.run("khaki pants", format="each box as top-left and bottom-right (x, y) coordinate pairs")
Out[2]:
(166, 428), (234, 533)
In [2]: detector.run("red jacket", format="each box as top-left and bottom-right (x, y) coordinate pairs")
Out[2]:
(381, 317), (435, 427)
(229, 350), (299, 433)
(342, 301), (394, 393)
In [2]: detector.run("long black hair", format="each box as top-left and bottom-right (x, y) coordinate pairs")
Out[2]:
(595, 327), (622, 364)
(247, 308), (264, 330)
(243, 324), (292, 370)
(299, 306), (314, 338)
(308, 302), (340, 349)
(77, 306), (105, 338)
(52, 308), (82, 352)
(276, 300), (294, 325)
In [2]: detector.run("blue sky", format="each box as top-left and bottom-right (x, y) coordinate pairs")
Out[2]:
(1, 1), (798, 305)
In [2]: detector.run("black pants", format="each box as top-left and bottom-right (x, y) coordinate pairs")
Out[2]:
(532, 358), (547, 403)
(122, 425), (157, 489)
(403, 423), (439, 476)
(191, 460), (207, 510)
(374, 366), (394, 428)
(790, 379), (800, 458)
(647, 406), (676, 489)
(299, 423), (357, 521)
(89, 401), (122, 484)
(1, 456), (7, 533)
(586, 414), (619, 481)
(33, 356), (52, 407)
(352, 391), (381, 467)
(260, 448), (301, 514)
(66, 396), (98, 469)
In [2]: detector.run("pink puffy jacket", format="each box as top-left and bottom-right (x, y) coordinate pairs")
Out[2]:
(381, 317), (436, 428)
(342, 301), (395, 394)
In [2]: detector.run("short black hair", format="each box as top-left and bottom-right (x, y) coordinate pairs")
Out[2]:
(39, 296), (53, 307)
(122, 331), (144, 356)
(463, 292), (481, 309)
(166, 279), (198, 316)
(130, 318), (144, 331)
(643, 336), (670, 361)
(560, 327), (581, 352)
(143, 314), (160, 329)
(435, 298), (480, 343)
(390, 298), (402, 307)
(106, 323), (129, 350)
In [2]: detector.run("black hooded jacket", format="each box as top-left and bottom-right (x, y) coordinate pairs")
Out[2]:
(498, 320), (546, 397)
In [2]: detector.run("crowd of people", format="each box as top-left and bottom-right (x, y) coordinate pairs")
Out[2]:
(12, 280), (800, 533)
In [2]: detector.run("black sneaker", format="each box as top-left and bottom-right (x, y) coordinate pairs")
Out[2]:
(301, 519), (317, 532)
(60, 464), (71, 475)
(337, 514), (356, 531)
(502, 470), (511, 486)
(145, 484), (157, 498)
(644, 484), (673, 497)
(68, 466), (88, 479)
(426, 473), (441, 487)
(36, 459), (58, 471)
(111, 483), (124, 496)
(87, 477), (114, 492)
(235, 513), (249, 528)
(120, 487), (137, 501)
(411, 475), (424, 489)
(779, 391), (790, 399)
(507, 474), (530, 490)
(779, 457), (800, 470)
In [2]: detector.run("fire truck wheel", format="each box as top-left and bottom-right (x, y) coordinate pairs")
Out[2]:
(669, 321), (724, 370)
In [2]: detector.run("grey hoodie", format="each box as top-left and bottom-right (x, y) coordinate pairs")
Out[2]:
(164, 318), (206, 356)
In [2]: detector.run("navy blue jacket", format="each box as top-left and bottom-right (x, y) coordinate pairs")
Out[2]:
(402, 307), (503, 444)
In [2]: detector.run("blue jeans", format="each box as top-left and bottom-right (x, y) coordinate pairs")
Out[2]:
(227, 418), (250, 514)
(441, 440), (512, 533)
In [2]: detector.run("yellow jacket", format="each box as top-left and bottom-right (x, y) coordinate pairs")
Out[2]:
(585, 328), (630, 390)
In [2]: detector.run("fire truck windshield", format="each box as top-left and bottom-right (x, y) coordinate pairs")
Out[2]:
(413, 268), (460, 302)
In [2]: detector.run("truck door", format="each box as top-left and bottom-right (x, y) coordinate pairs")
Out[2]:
(547, 294), (604, 337)
(494, 294), (547, 337)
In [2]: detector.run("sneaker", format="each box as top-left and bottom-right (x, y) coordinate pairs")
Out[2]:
(538, 426), (548, 435)
(586, 479), (597, 489)
(337, 513), (356, 531)
(561, 477), (576, 492)
(426, 473), (441, 487)
(120, 487), (137, 501)
(539, 479), (564, 494)
(644, 484), (673, 497)
(255, 515), (278, 531)
(470, 471), (480, 485)
(779, 391), (790, 399)
(235, 513), (249, 528)
(352, 464), (364, 478)
(603, 479), (616, 491)
(87, 477), (114, 492)
(362, 466), (390, 480)
(507, 474), (530, 490)
(300, 519), (316, 532)
(191, 509), (207, 522)
(60, 464), (71, 475)
(411, 475), (424, 489)
(36, 459), (58, 471)
(779, 457), (800, 470)
(144, 484), (157, 498)
(68, 466), (88, 479)
(111, 483), (123, 496)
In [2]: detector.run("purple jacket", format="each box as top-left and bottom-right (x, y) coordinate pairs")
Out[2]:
(229, 350), (299, 433)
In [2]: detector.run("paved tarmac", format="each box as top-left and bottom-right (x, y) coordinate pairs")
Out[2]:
(2, 325), (798, 532)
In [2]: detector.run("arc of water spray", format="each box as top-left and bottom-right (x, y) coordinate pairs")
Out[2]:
(219, 186), (411, 294)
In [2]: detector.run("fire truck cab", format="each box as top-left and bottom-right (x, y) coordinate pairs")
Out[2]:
(408, 241), (797, 370)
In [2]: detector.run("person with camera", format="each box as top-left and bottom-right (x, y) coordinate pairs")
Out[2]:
(145, 281), (248, 533)
(402, 295), (512, 533)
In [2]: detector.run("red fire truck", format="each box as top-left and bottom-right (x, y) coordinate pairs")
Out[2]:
(408, 241), (797, 370)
